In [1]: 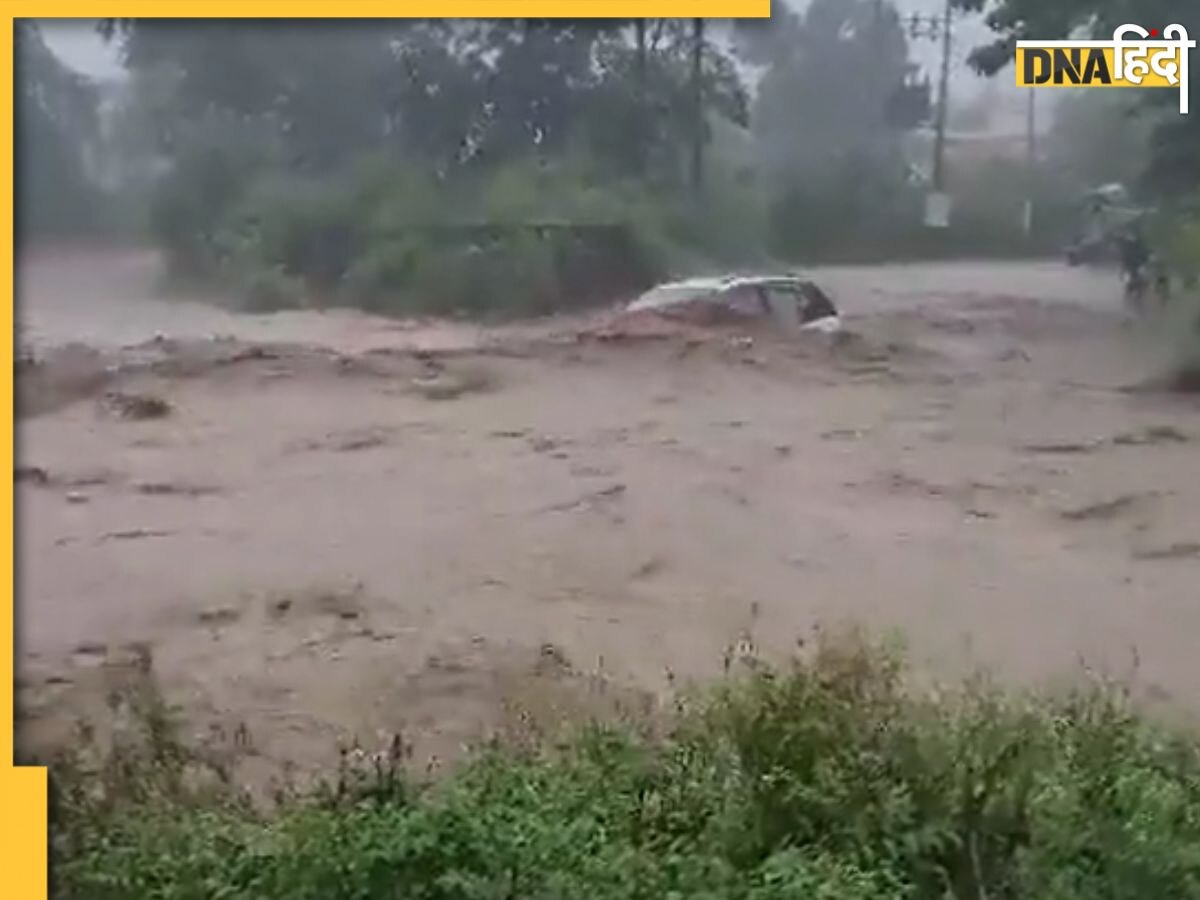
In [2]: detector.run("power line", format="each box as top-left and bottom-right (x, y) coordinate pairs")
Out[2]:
(901, 1), (955, 193)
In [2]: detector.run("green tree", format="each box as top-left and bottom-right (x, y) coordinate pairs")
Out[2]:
(95, 20), (759, 311)
(1043, 89), (1151, 191)
(752, 0), (915, 176)
(951, 0), (1200, 196)
(587, 20), (747, 185)
(15, 21), (102, 240)
(104, 19), (747, 182)
(108, 20), (406, 172)
(743, 0), (924, 257)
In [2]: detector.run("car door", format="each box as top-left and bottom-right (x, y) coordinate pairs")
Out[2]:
(795, 282), (838, 323)
(720, 284), (769, 318)
(761, 284), (802, 330)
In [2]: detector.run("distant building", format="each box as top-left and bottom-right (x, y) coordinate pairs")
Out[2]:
(903, 86), (1054, 184)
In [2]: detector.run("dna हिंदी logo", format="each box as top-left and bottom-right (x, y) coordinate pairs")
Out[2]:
(1016, 24), (1196, 113)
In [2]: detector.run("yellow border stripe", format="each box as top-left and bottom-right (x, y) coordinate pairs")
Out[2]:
(3, 14), (45, 900)
(7, 17), (47, 900)
(19, 3), (770, 16)
(2, 15), (12, 765)
(1, 771), (48, 900)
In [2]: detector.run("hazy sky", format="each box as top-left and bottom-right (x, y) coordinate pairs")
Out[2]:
(39, 19), (123, 79)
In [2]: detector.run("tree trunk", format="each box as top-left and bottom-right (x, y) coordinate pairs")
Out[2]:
(635, 19), (647, 174)
(635, 19), (646, 84)
(691, 18), (704, 191)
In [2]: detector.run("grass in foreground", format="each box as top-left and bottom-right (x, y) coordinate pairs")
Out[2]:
(48, 632), (1200, 899)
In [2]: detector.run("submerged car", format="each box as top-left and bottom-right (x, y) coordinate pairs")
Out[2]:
(626, 275), (841, 332)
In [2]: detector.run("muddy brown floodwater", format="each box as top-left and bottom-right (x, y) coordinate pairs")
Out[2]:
(15, 246), (1200, 789)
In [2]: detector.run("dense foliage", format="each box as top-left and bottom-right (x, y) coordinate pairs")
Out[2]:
(15, 22), (105, 240)
(96, 19), (768, 312)
(24, 7), (1194, 313)
(51, 634), (1200, 899)
(80, 11), (1082, 314)
(952, 0), (1199, 198)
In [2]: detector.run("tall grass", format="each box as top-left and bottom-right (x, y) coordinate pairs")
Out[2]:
(48, 630), (1200, 899)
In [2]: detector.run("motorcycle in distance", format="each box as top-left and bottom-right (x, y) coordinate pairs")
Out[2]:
(1122, 255), (1171, 314)
(1115, 221), (1171, 314)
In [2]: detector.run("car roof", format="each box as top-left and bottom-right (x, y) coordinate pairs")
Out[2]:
(626, 274), (821, 313)
(650, 274), (807, 293)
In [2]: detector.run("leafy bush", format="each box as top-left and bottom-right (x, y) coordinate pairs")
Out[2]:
(1139, 199), (1200, 389)
(151, 152), (685, 318)
(230, 176), (364, 292)
(148, 120), (1087, 319)
(766, 148), (916, 262)
(764, 153), (1078, 264)
(49, 631), (1200, 900)
(149, 118), (279, 278)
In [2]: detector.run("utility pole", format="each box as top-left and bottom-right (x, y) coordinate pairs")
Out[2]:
(635, 19), (647, 80)
(931, 0), (953, 193)
(904, 3), (955, 225)
(635, 19), (647, 175)
(873, 0), (885, 99)
(1023, 88), (1036, 237)
(691, 17), (705, 191)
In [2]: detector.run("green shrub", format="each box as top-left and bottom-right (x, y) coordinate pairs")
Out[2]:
(201, 156), (675, 318)
(148, 144), (785, 318)
(1161, 212), (1200, 283)
(763, 153), (1078, 264)
(229, 175), (363, 291)
(341, 235), (429, 314)
(1142, 201), (1200, 387)
(239, 265), (307, 313)
(149, 119), (279, 278)
(49, 630), (1200, 900)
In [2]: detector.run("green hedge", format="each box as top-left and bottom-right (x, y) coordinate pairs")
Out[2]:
(50, 633), (1200, 899)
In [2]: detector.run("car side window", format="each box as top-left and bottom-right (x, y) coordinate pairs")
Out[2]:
(796, 282), (837, 321)
(762, 286), (802, 328)
(722, 285), (767, 316)
(763, 286), (797, 305)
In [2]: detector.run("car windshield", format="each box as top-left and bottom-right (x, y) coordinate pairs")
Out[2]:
(632, 284), (721, 309)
